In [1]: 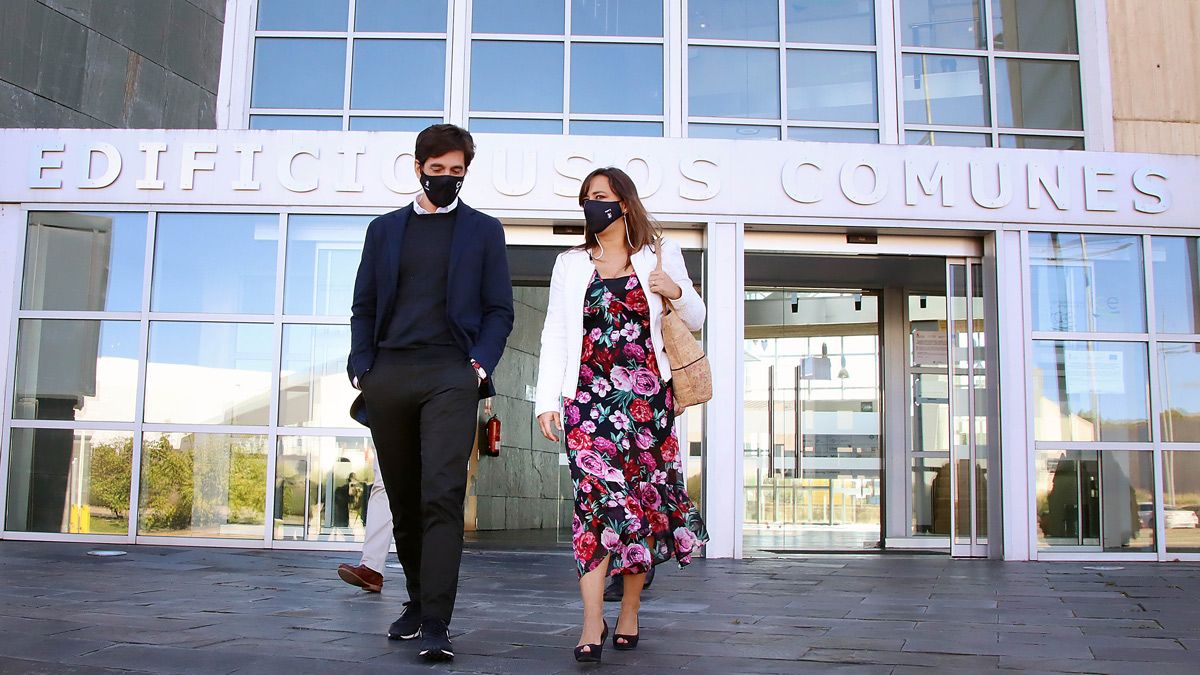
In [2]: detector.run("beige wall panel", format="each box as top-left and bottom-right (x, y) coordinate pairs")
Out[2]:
(1108, 0), (1200, 153)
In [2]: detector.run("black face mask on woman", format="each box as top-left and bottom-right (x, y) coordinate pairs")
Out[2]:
(582, 199), (624, 235)
(420, 173), (463, 208)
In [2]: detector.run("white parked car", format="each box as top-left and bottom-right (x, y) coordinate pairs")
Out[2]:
(1139, 502), (1200, 529)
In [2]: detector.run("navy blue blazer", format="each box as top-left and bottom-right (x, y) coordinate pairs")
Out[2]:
(347, 201), (514, 402)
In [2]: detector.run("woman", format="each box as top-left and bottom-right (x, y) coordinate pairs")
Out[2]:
(535, 167), (709, 663)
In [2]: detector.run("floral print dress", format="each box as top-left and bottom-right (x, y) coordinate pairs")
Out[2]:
(566, 271), (708, 578)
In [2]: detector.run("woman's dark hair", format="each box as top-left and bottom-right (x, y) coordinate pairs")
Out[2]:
(415, 124), (476, 168)
(577, 167), (660, 255)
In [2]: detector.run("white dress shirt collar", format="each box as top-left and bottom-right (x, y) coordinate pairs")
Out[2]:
(412, 195), (459, 215)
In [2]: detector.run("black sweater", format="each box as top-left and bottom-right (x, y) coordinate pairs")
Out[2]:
(378, 209), (464, 361)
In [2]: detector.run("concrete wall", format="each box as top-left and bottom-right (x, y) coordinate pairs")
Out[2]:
(1107, 0), (1200, 154)
(473, 286), (573, 531)
(0, 0), (226, 128)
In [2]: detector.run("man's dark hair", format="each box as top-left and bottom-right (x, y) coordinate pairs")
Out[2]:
(415, 124), (476, 168)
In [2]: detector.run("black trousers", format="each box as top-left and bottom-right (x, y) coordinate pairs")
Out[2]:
(362, 349), (479, 623)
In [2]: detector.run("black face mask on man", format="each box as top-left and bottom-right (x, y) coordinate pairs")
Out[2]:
(582, 199), (624, 235)
(420, 173), (463, 208)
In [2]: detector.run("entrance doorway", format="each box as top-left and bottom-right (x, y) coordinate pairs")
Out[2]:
(741, 235), (995, 557)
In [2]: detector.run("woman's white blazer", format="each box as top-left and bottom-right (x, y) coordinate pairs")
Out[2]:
(534, 239), (705, 417)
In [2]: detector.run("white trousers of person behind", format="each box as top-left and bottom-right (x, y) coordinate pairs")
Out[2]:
(360, 453), (393, 573)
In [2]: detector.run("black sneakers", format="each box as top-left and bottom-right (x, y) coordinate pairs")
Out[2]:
(387, 601), (421, 640)
(418, 618), (453, 661)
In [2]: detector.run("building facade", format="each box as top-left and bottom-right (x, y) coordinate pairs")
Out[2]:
(1, 0), (1199, 563)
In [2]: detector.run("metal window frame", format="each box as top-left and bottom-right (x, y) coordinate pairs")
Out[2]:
(893, 0), (1089, 148)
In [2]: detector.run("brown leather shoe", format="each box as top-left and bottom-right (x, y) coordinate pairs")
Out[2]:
(337, 563), (383, 593)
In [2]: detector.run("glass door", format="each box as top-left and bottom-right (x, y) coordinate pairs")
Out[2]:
(948, 259), (990, 557)
(743, 290), (882, 552)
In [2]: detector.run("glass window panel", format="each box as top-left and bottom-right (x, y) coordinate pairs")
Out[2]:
(900, 0), (984, 49)
(688, 46), (780, 119)
(787, 50), (877, 123)
(785, 0), (875, 45)
(144, 322), (274, 426)
(906, 130), (990, 147)
(1036, 449), (1156, 552)
(912, 456), (950, 535)
(280, 325), (355, 427)
(1032, 341), (1150, 443)
(470, 41), (564, 113)
(571, 43), (662, 115)
(688, 0), (778, 41)
(689, 123), (780, 140)
(151, 213), (278, 315)
(13, 320), (139, 422)
(902, 54), (989, 127)
(469, 118), (562, 134)
(572, 0), (663, 37)
(252, 38), (346, 109)
(249, 115), (344, 130)
(1152, 236), (1200, 334)
(1163, 451), (1200, 552)
(352, 39), (445, 110)
(138, 432), (267, 539)
(275, 436), (376, 541)
(569, 120), (663, 137)
(999, 134), (1083, 150)
(349, 116), (441, 131)
(284, 215), (371, 316)
(355, 0), (447, 32)
(5, 428), (133, 535)
(788, 127), (878, 143)
(1159, 343), (1200, 443)
(257, 0), (348, 31)
(996, 59), (1082, 130)
(1029, 233), (1146, 333)
(472, 0), (564, 34)
(992, 0), (1078, 53)
(22, 212), (146, 312)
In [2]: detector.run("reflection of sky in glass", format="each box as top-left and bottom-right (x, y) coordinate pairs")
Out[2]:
(252, 38), (346, 109)
(786, 0), (875, 45)
(355, 0), (446, 32)
(571, 44), (662, 115)
(1159, 344), (1200, 443)
(257, 0), (348, 30)
(570, 121), (662, 137)
(23, 212), (147, 312)
(250, 115), (342, 130)
(1029, 233), (1145, 333)
(1152, 237), (1200, 334)
(689, 0), (777, 41)
(689, 47), (779, 119)
(284, 215), (371, 316)
(280, 325), (354, 427)
(352, 40), (445, 110)
(471, 41), (564, 113)
(470, 118), (562, 134)
(472, 0), (563, 34)
(899, 0), (983, 49)
(148, 322), (273, 370)
(787, 50), (877, 123)
(573, 0), (663, 37)
(145, 323), (273, 425)
(152, 213), (279, 315)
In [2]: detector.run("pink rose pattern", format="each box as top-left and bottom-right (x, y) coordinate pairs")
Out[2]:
(563, 271), (708, 578)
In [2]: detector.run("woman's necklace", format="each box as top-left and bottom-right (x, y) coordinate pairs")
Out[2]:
(589, 247), (631, 278)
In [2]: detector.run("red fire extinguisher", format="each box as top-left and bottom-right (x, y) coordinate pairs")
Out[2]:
(481, 398), (500, 457)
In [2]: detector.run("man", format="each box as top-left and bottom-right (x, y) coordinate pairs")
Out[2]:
(348, 124), (514, 662)
(336, 451), (392, 594)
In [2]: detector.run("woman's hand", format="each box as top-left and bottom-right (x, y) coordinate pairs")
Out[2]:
(537, 411), (563, 442)
(648, 269), (682, 300)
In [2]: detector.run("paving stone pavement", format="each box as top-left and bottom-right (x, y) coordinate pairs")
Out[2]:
(1, 541), (1198, 674)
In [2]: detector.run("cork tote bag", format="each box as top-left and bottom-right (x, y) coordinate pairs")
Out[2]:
(654, 240), (712, 408)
